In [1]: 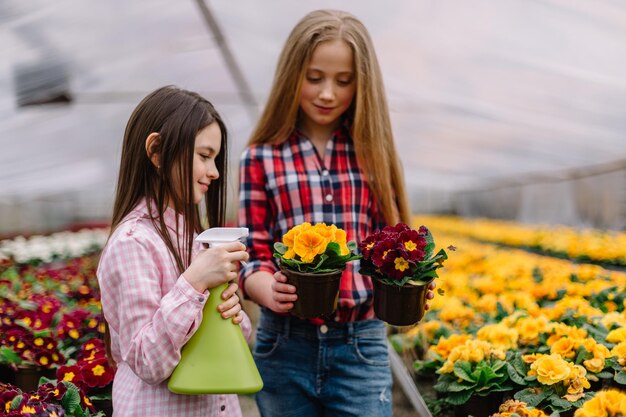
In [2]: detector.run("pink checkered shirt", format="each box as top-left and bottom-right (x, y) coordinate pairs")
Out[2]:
(97, 199), (251, 417)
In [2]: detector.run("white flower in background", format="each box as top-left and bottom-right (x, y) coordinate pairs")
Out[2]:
(0, 228), (109, 264)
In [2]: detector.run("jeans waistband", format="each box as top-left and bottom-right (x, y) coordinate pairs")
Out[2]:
(258, 310), (386, 341)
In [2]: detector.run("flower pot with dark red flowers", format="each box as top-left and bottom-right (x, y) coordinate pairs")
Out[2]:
(372, 277), (433, 326)
(274, 223), (361, 319)
(359, 223), (451, 326)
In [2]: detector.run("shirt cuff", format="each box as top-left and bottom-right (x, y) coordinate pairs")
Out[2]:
(176, 275), (209, 305)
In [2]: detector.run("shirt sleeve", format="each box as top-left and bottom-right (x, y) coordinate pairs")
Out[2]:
(99, 232), (207, 385)
(238, 146), (279, 297)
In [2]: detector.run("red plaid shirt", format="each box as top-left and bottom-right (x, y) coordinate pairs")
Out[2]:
(238, 123), (387, 322)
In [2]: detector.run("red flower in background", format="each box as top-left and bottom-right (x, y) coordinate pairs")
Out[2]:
(81, 356), (114, 388)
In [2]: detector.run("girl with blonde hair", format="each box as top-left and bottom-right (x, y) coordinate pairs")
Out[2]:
(238, 9), (434, 417)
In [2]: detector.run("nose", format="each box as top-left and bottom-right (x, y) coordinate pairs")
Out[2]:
(319, 80), (335, 101)
(206, 160), (219, 180)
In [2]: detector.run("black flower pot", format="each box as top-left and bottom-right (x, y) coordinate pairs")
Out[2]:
(14, 366), (56, 392)
(372, 278), (433, 326)
(281, 267), (344, 319)
(453, 391), (505, 417)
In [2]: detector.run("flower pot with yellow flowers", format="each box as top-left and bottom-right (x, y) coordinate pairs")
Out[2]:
(273, 222), (361, 319)
(359, 223), (450, 326)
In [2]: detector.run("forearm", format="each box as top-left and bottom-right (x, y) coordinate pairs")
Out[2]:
(243, 270), (275, 309)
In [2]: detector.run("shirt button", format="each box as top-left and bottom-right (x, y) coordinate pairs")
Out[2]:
(320, 324), (328, 334)
(325, 194), (333, 202)
(322, 169), (329, 176)
(197, 296), (204, 302)
(221, 405), (226, 411)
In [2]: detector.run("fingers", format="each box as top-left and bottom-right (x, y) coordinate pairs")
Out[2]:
(426, 290), (435, 300)
(232, 310), (244, 325)
(216, 241), (246, 252)
(218, 293), (241, 318)
(221, 282), (239, 300)
(428, 281), (437, 290)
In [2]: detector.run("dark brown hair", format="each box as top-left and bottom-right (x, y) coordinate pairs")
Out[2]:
(104, 86), (228, 366)
(111, 85), (228, 272)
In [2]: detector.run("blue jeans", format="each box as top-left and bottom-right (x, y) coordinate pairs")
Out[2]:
(253, 310), (393, 417)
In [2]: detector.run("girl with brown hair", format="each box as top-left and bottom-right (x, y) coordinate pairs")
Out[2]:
(98, 86), (250, 416)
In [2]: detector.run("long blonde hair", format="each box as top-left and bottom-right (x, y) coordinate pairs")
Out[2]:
(248, 9), (409, 224)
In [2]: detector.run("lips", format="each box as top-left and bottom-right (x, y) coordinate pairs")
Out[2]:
(315, 105), (334, 114)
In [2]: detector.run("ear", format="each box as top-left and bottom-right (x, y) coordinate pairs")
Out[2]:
(145, 132), (161, 169)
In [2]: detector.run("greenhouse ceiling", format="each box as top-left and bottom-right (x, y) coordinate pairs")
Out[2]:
(1, 0), (625, 220)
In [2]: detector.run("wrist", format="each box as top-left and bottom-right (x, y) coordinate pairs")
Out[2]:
(182, 271), (207, 294)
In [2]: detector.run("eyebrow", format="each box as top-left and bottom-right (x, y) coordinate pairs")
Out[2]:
(307, 68), (354, 76)
(196, 145), (218, 154)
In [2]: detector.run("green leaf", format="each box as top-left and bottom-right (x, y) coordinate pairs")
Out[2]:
(596, 370), (614, 379)
(10, 395), (23, 410)
(514, 387), (549, 408)
(433, 378), (451, 393)
(444, 390), (473, 406)
(447, 380), (473, 392)
(273, 242), (287, 255)
(61, 381), (82, 413)
(453, 361), (475, 383)
(507, 363), (527, 386)
(549, 395), (571, 409)
(614, 370), (626, 384)
(0, 346), (22, 365)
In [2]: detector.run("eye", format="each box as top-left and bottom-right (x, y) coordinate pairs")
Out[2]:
(199, 153), (212, 161)
(306, 76), (322, 83)
(337, 78), (353, 86)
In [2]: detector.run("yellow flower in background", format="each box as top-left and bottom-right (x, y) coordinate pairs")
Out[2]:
(607, 327), (626, 344)
(563, 362), (590, 401)
(438, 339), (505, 374)
(492, 399), (550, 417)
(476, 323), (519, 351)
(574, 389), (626, 417)
(529, 353), (571, 385)
(550, 337), (578, 359)
(430, 333), (472, 360)
(610, 341), (626, 368)
(546, 322), (587, 345)
(515, 315), (549, 346)
(475, 293), (498, 314)
(438, 297), (477, 329)
(601, 312), (626, 331)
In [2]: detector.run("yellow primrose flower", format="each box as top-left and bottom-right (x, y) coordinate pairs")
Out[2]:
(275, 222), (360, 273)
(476, 323), (518, 351)
(529, 353), (571, 385)
(293, 230), (327, 263)
(610, 341), (626, 368)
(607, 327), (626, 344)
(574, 389), (626, 417)
(429, 333), (472, 360)
(601, 312), (626, 330)
(515, 316), (549, 346)
(550, 337), (578, 359)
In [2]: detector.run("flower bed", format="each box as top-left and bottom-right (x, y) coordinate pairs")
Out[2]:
(402, 227), (626, 416)
(0, 228), (113, 416)
(412, 215), (626, 267)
